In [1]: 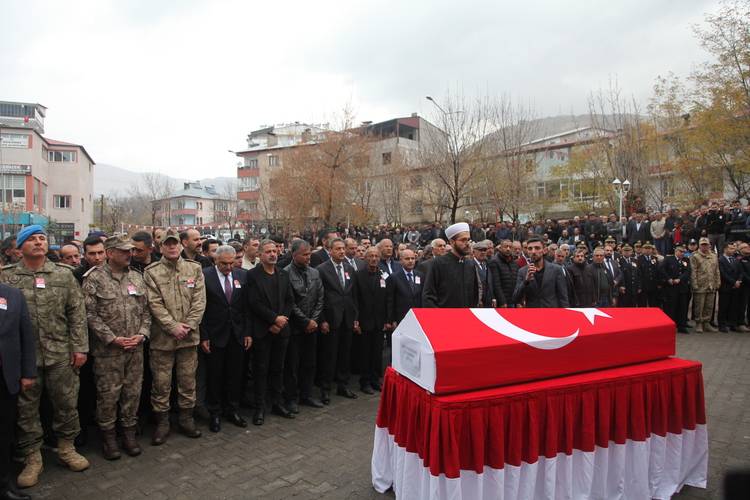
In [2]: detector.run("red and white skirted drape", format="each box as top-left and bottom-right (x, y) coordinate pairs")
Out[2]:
(372, 358), (707, 499)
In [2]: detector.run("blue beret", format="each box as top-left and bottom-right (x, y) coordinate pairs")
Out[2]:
(16, 225), (46, 248)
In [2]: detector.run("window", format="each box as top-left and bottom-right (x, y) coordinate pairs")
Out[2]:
(268, 155), (279, 167)
(53, 195), (71, 209)
(81, 197), (84, 212)
(48, 150), (77, 162)
(33, 181), (39, 207)
(244, 201), (258, 211)
(0, 133), (30, 149)
(244, 158), (258, 168)
(0, 174), (26, 204)
(536, 182), (545, 198)
(382, 152), (392, 165)
(410, 200), (423, 215)
(410, 175), (423, 188)
(239, 176), (259, 191)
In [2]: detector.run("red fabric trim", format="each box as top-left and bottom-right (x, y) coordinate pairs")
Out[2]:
(376, 358), (706, 478)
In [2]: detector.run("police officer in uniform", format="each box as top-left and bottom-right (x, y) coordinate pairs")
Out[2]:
(617, 245), (641, 307)
(83, 236), (151, 459)
(638, 243), (661, 307)
(0, 225), (89, 489)
(660, 246), (691, 333)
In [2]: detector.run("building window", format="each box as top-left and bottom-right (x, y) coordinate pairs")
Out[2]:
(536, 182), (545, 198)
(53, 195), (72, 209)
(48, 150), (77, 162)
(244, 158), (258, 168)
(0, 133), (30, 149)
(410, 175), (423, 188)
(244, 201), (258, 211)
(238, 176), (259, 191)
(268, 155), (279, 167)
(0, 174), (26, 204)
(81, 197), (84, 212)
(410, 200), (423, 215)
(382, 152), (392, 165)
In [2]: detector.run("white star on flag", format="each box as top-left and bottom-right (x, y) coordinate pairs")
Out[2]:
(565, 308), (612, 325)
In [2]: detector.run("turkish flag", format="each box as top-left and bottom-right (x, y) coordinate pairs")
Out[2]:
(392, 308), (676, 394)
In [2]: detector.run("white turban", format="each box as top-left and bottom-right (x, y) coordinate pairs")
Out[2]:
(445, 222), (470, 241)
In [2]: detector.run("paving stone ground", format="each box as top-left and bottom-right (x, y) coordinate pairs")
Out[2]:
(20, 330), (749, 499)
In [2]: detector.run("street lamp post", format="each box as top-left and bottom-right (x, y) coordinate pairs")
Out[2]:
(612, 178), (631, 220)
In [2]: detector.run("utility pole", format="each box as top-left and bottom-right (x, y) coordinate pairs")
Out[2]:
(100, 194), (104, 229)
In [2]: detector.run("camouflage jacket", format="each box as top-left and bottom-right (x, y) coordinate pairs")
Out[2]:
(690, 250), (721, 292)
(83, 264), (151, 357)
(0, 259), (88, 365)
(143, 256), (206, 350)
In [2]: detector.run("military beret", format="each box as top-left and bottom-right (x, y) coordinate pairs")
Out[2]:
(16, 225), (46, 248)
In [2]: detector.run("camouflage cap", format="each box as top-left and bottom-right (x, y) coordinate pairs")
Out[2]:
(699, 237), (710, 245)
(104, 235), (135, 251)
(162, 229), (180, 243)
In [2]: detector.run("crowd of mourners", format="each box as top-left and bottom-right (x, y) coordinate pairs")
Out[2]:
(0, 198), (748, 499)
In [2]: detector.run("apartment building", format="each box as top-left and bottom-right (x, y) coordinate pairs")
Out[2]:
(0, 101), (95, 242)
(152, 181), (237, 228)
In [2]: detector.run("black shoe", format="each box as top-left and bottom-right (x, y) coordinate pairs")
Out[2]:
(360, 384), (375, 395)
(1, 488), (31, 500)
(284, 401), (299, 414)
(300, 397), (324, 408)
(719, 326), (729, 333)
(209, 415), (221, 433)
(371, 382), (382, 392)
(271, 404), (296, 419)
(253, 408), (265, 426)
(336, 387), (358, 399)
(320, 390), (330, 405)
(224, 412), (247, 428)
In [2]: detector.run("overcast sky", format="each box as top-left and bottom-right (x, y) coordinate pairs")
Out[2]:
(2, 0), (719, 179)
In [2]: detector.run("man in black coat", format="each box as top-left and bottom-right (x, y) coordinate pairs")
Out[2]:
(423, 223), (479, 308)
(246, 240), (298, 425)
(316, 238), (359, 403)
(660, 246), (692, 333)
(199, 245), (252, 432)
(626, 214), (649, 246)
(283, 240), (325, 412)
(310, 230), (338, 268)
(638, 244), (661, 307)
(488, 240), (518, 307)
(718, 242), (743, 332)
(513, 237), (569, 307)
(566, 249), (588, 307)
(354, 247), (389, 394)
(386, 248), (423, 326)
(617, 245), (641, 307)
(0, 283), (36, 500)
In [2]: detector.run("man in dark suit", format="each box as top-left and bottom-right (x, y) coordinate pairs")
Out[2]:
(626, 214), (649, 246)
(472, 240), (495, 307)
(246, 240), (298, 425)
(354, 247), (389, 394)
(660, 246), (692, 333)
(377, 239), (402, 277)
(199, 245), (252, 432)
(617, 245), (641, 307)
(283, 240), (325, 412)
(310, 230), (339, 268)
(386, 248), (423, 327)
(0, 283), (36, 500)
(638, 243), (661, 307)
(344, 238), (366, 271)
(718, 242), (743, 332)
(316, 238), (359, 404)
(513, 237), (569, 307)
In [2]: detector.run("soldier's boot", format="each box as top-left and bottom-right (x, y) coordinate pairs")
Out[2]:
(57, 439), (90, 472)
(17, 451), (43, 488)
(121, 426), (142, 456)
(100, 428), (121, 461)
(151, 412), (170, 446)
(178, 409), (202, 438)
(694, 322), (703, 333)
(704, 322), (718, 332)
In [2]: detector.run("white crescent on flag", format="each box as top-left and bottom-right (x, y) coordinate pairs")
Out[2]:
(469, 308), (610, 350)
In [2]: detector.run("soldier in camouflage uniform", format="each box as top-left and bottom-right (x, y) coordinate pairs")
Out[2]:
(83, 235), (151, 460)
(690, 237), (722, 333)
(0, 225), (89, 488)
(143, 230), (206, 445)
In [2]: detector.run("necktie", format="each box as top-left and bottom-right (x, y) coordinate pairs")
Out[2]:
(406, 271), (414, 291)
(223, 274), (232, 302)
(337, 264), (345, 288)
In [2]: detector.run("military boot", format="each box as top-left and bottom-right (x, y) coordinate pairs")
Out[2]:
(17, 451), (43, 488)
(694, 323), (703, 333)
(151, 412), (170, 446)
(57, 439), (90, 472)
(178, 409), (202, 438)
(121, 426), (141, 456)
(704, 322), (718, 332)
(100, 428), (121, 460)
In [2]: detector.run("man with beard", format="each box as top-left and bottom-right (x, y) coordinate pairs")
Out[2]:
(488, 240), (518, 307)
(179, 229), (212, 268)
(423, 223), (479, 308)
(513, 237), (569, 307)
(566, 249), (588, 307)
(59, 244), (81, 267)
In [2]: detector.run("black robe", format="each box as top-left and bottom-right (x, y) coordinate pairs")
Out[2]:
(422, 252), (479, 308)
